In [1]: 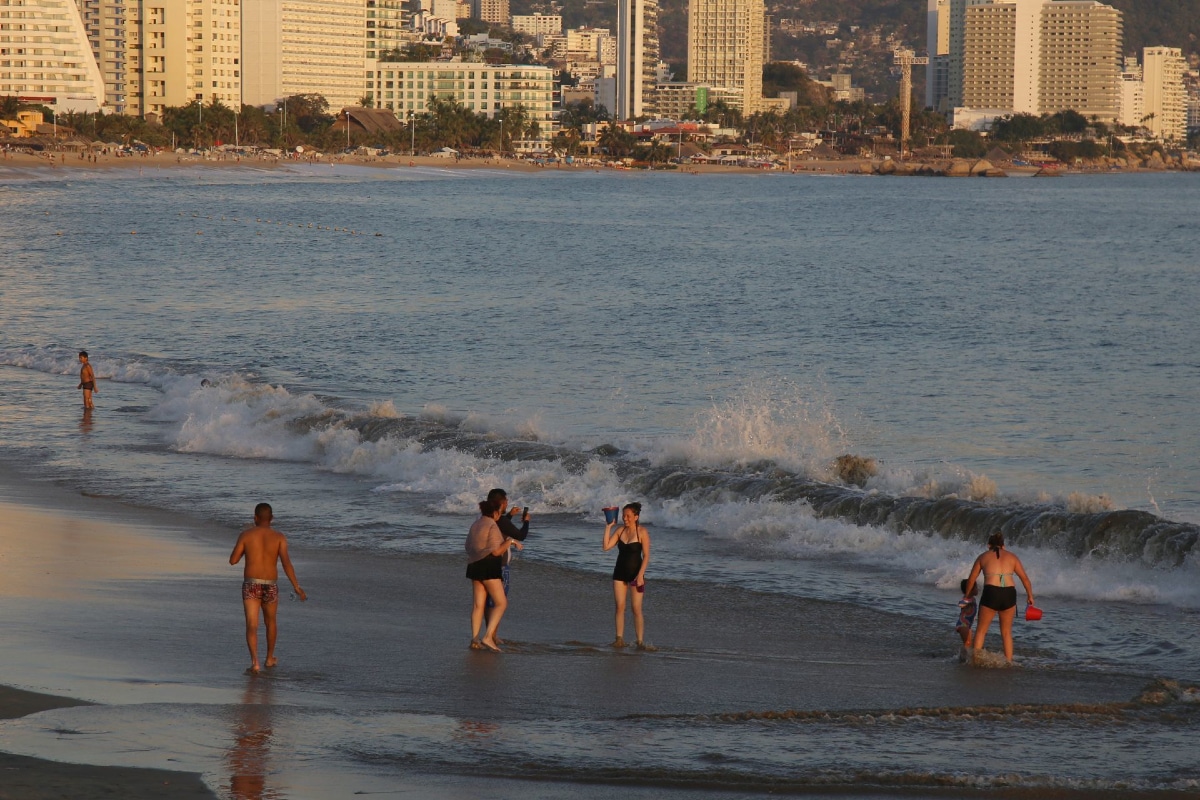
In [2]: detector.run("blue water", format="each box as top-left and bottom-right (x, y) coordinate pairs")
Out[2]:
(1, 165), (1199, 794)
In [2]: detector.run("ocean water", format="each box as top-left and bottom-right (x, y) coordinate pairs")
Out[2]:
(1, 164), (1199, 794)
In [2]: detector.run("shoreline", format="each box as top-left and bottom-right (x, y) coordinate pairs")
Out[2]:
(0, 148), (1188, 178)
(0, 460), (1174, 797)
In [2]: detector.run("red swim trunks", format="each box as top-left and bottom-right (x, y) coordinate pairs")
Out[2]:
(242, 580), (279, 604)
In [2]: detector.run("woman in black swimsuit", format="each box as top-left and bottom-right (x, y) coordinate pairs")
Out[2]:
(965, 532), (1034, 665)
(602, 502), (651, 649)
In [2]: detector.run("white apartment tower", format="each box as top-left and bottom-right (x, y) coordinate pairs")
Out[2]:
(75, 0), (134, 112)
(1117, 57), (1143, 127)
(687, 0), (765, 115)
(958, 0), (1121, 120)
(961, 0), (1043, 114)
(242, 0), (366, 110)
(616, 0), (657, 119)
(1039, 1), (1120, 120)
(0, 0), (106, 112)
(1142, 46), (1186, 140)
(366, 0), (410, 61)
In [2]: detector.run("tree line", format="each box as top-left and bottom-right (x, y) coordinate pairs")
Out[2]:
(3, 94), (540, 154)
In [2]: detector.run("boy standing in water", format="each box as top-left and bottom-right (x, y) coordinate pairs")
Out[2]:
(230, 503), (307, 673)
(956, 578), (978, 647)
(77, 351), (97, 408)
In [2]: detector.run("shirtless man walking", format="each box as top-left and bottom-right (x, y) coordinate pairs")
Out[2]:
(229, 503), (307, 673)
(77, 351), (97, 408)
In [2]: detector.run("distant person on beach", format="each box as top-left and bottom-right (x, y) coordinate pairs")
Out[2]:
(483, 488), (530, 642)
(229, 503), (307, 673)
(77, 351), (97, 408)
(466, 499), (523, 652)
(602, 502), (651, 649)
(956, 577), (978, 646)
(965, 532), (1034, 664)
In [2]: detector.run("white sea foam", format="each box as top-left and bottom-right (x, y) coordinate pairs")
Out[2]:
(651, 380), (850, 477)
(4, 346), (1197, 606)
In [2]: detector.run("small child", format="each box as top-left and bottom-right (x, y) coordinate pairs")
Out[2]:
(956, 578), (978, 646)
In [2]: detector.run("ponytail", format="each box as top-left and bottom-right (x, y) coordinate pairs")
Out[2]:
(987, 531), (1004, 554)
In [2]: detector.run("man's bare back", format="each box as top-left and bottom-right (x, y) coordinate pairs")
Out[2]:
(230, 503), (306, 673)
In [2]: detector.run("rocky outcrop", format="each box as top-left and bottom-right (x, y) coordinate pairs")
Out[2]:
(872, 157), (1007, 177)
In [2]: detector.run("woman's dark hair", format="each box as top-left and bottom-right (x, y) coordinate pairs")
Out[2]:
(479, 500), (498, 517)
(622, 502), (642, 517)
(987, 531), (1005, 553)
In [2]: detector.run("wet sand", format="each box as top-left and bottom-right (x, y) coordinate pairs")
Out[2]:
(0, 470), (1160, 797)
(0, 686), (214, 799)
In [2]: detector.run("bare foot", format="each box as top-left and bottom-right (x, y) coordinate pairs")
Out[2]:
(247, 664), (261, 675)
(635, 641), (657, 652)
(265, 657), (278, 668)
(469, 640), (484, 650)
(611, 637), (627, 649)
(494, 636), (505, 646)
(479, 638), (502, 653)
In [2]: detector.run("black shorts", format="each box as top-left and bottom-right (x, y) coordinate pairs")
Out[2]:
(980, 585), (1017, 612)
(466, 555), (503, 582)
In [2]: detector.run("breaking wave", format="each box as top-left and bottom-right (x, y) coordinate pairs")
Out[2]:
(3, 347), (1198, 605)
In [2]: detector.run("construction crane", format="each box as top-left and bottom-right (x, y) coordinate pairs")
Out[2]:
(892, 48), (928, 158)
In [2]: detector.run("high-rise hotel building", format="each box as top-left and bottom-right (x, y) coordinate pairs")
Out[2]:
(615, 0), (657, 119)
(1142, 47), (1186, 140)
(1038, 0), (1120, 120)
(52, 0), (242, 117)
(947, 0), (1121, 121)
(687, 0), (765, 115)
(0, 0), (106, 112)
(242, 0), (366, 110)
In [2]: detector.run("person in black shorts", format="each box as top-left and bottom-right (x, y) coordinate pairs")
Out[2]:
(465, 500), (522, 652)
(965, 532), (1035, 665)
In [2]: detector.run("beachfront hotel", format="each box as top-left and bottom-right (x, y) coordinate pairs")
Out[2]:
(1038, 1), (1121, 120)
(241, 0), (366, 110)
(686, 0), (766, 115)
(0, 0), (106, 112)
(363, 60), (555, 137)
(75, 0), (133, 112)
(615, 0), (657, 119)
(952, 0), (1122, 125)
(71, 0), (243, 117)
(1142, 46), (1187, 141)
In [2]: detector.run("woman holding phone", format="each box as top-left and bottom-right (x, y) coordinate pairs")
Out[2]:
(602, 502), (651, 649)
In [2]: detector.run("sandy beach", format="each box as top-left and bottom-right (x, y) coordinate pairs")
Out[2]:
(0, 147), (835, 176)
(0, 463), (1163, 799)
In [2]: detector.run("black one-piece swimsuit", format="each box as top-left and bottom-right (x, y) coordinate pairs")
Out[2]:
(612, 536), (643, 582)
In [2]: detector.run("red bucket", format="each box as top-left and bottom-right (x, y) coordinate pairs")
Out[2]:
(1025, 605), (1043, 621)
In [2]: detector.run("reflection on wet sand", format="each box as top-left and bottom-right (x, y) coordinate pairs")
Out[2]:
(226, 677), (278, 800)
(79, 408), (93, 435)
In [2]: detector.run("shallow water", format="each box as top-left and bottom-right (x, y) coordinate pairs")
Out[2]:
(1, 166), (1198, 794)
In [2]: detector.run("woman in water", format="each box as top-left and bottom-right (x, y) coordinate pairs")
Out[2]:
(602, 502), (651, 649)
(965, 531), (1034, 664)
(466, 500), (523, 652)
